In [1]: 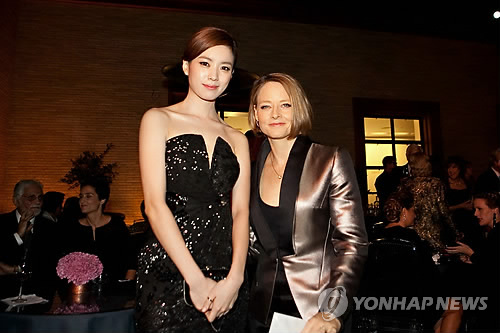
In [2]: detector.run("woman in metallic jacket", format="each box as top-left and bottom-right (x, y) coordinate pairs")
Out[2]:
(247, 73), (368, 333)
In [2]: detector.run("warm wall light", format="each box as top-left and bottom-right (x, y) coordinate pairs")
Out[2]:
(494, 11), (500, 19)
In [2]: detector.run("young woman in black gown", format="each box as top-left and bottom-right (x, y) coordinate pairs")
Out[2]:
(136, 27), (250, 333)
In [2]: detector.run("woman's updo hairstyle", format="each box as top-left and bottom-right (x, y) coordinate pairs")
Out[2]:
(182, 27), (238, 67)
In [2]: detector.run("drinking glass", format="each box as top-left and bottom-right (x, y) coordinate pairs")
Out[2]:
(11, 261), (31, 304)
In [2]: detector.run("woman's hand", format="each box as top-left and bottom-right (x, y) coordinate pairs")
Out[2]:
(301, 312), (341, 333)
(459, 254), (472, 264)
(203, 275), (243, 322)
(188, 276), (218, 312)
(445, 241), (474, 257)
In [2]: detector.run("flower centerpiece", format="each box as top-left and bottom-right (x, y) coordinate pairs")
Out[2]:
(53, 303), (101, 315)
(56, 252), (103, 286)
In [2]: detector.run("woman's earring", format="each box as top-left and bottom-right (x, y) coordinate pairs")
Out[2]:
(256, 120), (260, 128)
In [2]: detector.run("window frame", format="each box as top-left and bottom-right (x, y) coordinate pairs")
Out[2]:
(353, 97), (442, 209)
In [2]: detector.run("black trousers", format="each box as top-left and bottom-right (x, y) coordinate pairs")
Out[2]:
(248, 268), (300, 333)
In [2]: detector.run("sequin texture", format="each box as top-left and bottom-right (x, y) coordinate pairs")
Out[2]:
(136, 134), (247, 333)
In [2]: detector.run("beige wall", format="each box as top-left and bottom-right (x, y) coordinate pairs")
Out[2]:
(0, 0), (20, 204)
(0, 0), (497, 222)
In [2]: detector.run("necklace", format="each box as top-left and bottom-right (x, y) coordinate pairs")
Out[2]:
(270, 154), (283, 180)
(448, 178), (464, 186)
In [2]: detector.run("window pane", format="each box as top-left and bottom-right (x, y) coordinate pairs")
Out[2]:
(395, 144), (409, 166)
(367, 169), (383, 193)
(368, 193), (378, 205)
(364, 118), (391, 140)
(223, 111), (251, 134)
(394, 119), (421, 141)
(365, 143), (393, 166)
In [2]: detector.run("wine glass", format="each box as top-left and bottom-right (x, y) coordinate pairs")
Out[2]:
(11, 261), (32, 304)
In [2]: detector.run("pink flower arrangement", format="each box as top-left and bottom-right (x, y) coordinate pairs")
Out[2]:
(56, 252), (103, 286)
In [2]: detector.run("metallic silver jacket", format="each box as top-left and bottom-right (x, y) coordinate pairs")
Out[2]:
(249, 137), (368, 324)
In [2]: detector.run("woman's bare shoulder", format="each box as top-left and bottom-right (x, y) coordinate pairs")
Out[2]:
(141, 107), (185, 129)
(223, 126), (249, 154)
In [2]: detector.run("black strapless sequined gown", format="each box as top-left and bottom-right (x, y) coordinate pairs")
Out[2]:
(135, 134), (248, 333)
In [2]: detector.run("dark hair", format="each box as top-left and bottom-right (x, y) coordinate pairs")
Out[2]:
(80, 178), (110, 208)
(384, 188), (414, 223)
(182, 27), (238, 67)
(473, 192), (500, 209)
(42, 191), (65, 213)
(382, 156), (396, 167)
(446, 155), (466, 178)
(62, 196), (83, 222)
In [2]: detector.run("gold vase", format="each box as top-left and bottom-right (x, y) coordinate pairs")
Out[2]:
(68, 283), (90, 304)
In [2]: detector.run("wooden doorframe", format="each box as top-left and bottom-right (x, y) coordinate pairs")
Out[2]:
(352, 97), (442, 209)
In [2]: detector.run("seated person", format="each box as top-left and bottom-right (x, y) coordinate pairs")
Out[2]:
(377, 189), (462, 333)
(0, 180), (59, 300)
(60, 196), (82, 225)
(446, 192), (500, 332)
(41, 191), (65, 223)
(61, 178), (136, 283)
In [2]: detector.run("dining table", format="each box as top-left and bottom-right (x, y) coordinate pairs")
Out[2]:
(0, 278), (136, 333)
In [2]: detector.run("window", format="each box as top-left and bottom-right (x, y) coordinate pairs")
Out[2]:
(221, 111), (251, 134)
(353, 98), (442, 209)
(364, 117), (423, 204)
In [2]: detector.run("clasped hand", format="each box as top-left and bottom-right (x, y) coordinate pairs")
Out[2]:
(189, 276), (241, 322)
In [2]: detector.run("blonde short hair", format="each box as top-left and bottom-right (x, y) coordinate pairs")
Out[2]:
(409, 152), (432, 177)
(248, 73), (313, 138)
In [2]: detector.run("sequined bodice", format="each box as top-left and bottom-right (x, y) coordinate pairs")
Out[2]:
(165, 134), (239, 203)
(164, 134), (239, 267)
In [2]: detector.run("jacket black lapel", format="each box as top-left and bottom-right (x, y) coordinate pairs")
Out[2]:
(249, 136), (312, 257)
(250, 138), (277, 256)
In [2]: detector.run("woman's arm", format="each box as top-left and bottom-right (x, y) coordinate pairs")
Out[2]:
(0, 262), (18, 275)
(204, 131), (251, 321)
(228, 133), (251, 283)
(445, 241), (474, 257)
(139, 109), (214, 310)
(448, 200), (473, 212)
(325, 148), (369, 324)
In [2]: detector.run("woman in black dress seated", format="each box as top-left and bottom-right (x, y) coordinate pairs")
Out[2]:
(62, 178), (136, 282)
(444, 156), (484, 251)
(380, 188), (463, 333)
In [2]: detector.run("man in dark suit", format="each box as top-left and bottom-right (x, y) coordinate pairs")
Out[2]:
(0, 180), (60, 301)
(375, 156), (401, 217)
(475, 148), (500, 194)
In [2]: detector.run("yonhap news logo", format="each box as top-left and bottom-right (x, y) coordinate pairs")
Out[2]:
(318, 287), (489, 320)
(318, 286), (349, 321)
(353, 296), (488, 311)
